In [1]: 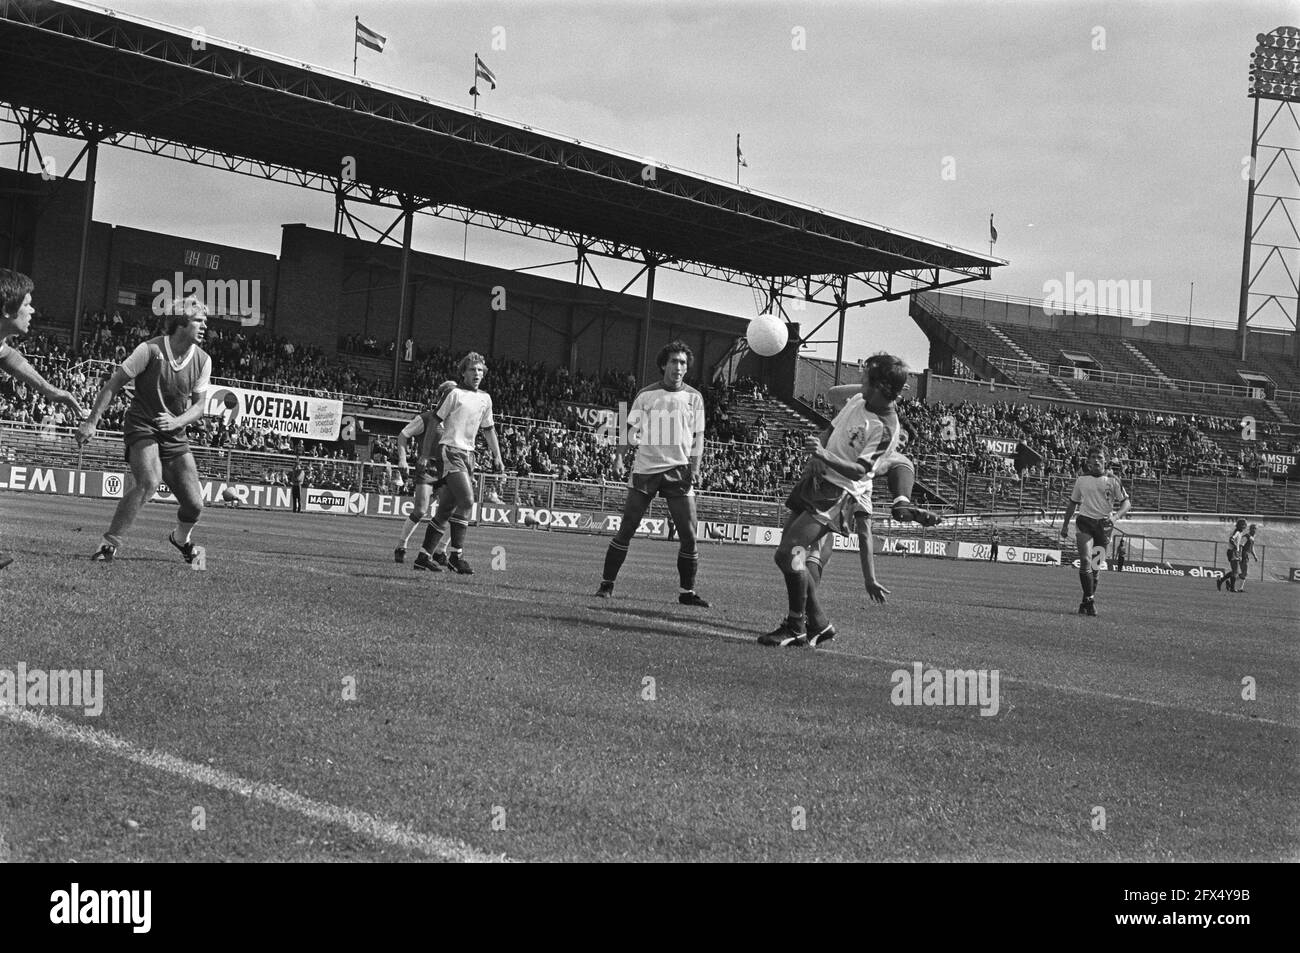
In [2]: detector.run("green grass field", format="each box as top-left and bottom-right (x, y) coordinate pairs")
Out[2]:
(1, 493), (1296, 862)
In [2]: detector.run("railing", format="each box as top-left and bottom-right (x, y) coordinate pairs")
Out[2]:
(3, 418), (1297, 517)
(922, 287), (1241, 330)
(987, 355), (1261, 399)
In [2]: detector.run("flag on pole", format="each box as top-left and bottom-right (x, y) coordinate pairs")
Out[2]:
(474, 54), (497, 90)
(356, 21), (386, 53)
(737, 134), (748, 168)
(989, 214), (998, 244)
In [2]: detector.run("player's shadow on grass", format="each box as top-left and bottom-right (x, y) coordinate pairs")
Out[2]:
(585, 603), (757, 637)
(543, 610), (752, 647)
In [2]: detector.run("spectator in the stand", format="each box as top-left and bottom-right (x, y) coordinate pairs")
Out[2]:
(289, 459), (306, 512)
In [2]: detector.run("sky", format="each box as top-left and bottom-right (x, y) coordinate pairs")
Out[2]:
(6, 0), (1296, 372)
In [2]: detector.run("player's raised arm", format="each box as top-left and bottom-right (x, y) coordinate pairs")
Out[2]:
(826, 384), (858, 412)
(0, 348), (86, 421)
(77, 364), (133, 446)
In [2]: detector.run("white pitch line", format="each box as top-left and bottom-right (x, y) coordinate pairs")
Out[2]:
(0, 704), (510, 863)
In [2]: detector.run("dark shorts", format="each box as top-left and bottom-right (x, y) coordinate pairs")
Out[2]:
(124, 426), (190, 464)
(1075, 514), (1112, 549)
(785, 468), (861, 535)
(413, 456), (444, 488)
(629, 465), (693, 500)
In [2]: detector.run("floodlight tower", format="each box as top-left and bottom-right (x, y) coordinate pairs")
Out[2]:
(1238, 26), (1300, 364)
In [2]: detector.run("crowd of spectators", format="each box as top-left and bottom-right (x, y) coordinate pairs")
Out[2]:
(4, 317), (1299, 497)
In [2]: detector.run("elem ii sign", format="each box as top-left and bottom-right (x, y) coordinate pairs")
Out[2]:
(205, 386), (343, 441)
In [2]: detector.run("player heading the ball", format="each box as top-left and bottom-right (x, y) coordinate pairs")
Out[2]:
(759, 353), (907, 647)
(78, 296), (213, 564)
(596, 340), (710, 607)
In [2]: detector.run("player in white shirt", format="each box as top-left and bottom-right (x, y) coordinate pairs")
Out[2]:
(759, 354), (908, 647)
(825, 383), (942, 527)
(415, 353), (503, 575)
(1059, 445), (1131, 616)
(1218, 518), (1249, 593)
(0, 269), (87, 570)
(596, 340), (710, 607)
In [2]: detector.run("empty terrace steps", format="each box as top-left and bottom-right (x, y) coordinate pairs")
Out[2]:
(1122, 341), (1175, 386)
(1047, 377), (1078, 400)
(1263, 398), (1294, 426)
(985, 323), (1045, 371)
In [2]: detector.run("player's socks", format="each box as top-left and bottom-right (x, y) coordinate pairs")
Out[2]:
(804, 555), (829, 631)
(782, 569), (807, 619)
(448, 517), (469, 550)
(421, 522), (446, 555)
(104, 533), (123, 550)
(676, 549), (699, 591)
(174, 520), (196, 545)
(602, 540), (630, 584)
(399, 515), (423, 548)
(1078, 569), (1094, 597)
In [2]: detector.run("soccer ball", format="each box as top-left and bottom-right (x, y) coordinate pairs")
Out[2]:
(746, 313), (788, 357)
(221, 487), (240, 504)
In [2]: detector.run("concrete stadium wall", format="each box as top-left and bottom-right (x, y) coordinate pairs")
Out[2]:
(280, 225), (744, 384)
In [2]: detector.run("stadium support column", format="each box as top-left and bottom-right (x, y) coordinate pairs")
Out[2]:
(1236, 94), (1260, 362)
(568, 247), (586, 374)
(392, 200), (414, 392)
(71, 137), (99, 354)
(639, 255), (657, 384)
(832, 276), (848, 386)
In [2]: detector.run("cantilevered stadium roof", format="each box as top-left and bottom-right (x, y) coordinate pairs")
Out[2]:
(0, 0), (1005, 302)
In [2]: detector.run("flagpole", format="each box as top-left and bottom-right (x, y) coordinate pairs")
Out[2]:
(353, 16), (358, 77)
(736, 134), (741, 184)
(472, 55), (478, 110)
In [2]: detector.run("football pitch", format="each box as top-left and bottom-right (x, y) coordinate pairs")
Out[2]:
(1, 493), (1296, 862)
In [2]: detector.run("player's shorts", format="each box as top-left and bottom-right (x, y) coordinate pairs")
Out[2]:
(1074, 514), (1113, 548)
(629, 465), (693, 499)
(438, 446), (476, 478)
(413, 456), (444, 488)
(124, 426), (190, 464)
(785, 468), (864, 536)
